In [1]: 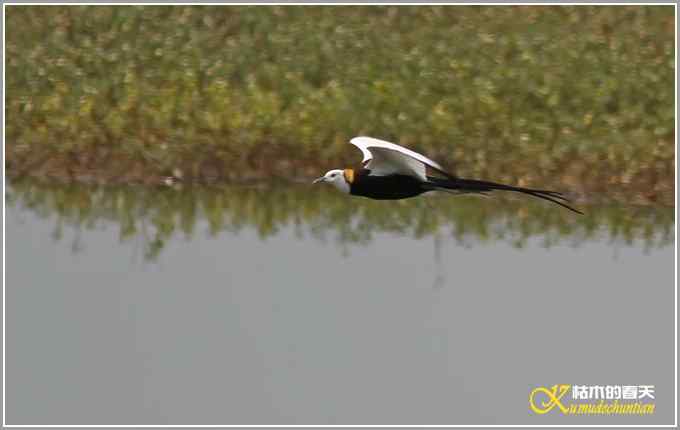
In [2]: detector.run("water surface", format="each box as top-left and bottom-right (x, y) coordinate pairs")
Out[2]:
(5, 181), (675, 425)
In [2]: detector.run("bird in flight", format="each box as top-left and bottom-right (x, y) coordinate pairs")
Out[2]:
(313, 136), (582, 214)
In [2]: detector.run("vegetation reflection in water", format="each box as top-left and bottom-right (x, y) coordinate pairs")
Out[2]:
(8, 180), (673, 260)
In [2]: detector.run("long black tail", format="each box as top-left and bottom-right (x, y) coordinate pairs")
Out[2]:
(426, 176), (583, 214)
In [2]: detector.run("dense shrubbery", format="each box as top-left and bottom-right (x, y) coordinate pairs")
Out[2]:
(5, 6), (675, 202)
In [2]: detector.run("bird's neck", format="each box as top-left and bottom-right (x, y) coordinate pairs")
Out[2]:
(343, 168), (354, 184)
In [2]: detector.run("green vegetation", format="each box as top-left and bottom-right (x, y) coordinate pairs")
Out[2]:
(5, 6), (675, 204)
(7, 180), (674, 260)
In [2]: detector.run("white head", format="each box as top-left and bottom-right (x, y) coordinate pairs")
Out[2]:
(313, 169), (351, 194)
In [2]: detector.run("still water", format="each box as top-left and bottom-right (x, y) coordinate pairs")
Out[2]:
(5, 181), (675, 425)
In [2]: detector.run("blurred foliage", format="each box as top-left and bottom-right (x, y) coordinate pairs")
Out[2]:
(5, 6), (675, 203)
(7, 179), (674, 260)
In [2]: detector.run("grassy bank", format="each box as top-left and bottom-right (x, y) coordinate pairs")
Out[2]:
(7, 180), (673, 260)
(5, 6), (676, 203)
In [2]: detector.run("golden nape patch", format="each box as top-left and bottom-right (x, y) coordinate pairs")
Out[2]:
(343, 168), (355, 184)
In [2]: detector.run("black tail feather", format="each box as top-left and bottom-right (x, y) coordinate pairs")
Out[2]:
(426, 177), (583, 214)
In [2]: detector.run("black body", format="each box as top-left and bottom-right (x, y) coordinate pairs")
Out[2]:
(350, 173), (428, 200)
(349, 168), (582, 214)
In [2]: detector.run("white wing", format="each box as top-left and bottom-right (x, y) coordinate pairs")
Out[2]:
(349, 136), (446, 181)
